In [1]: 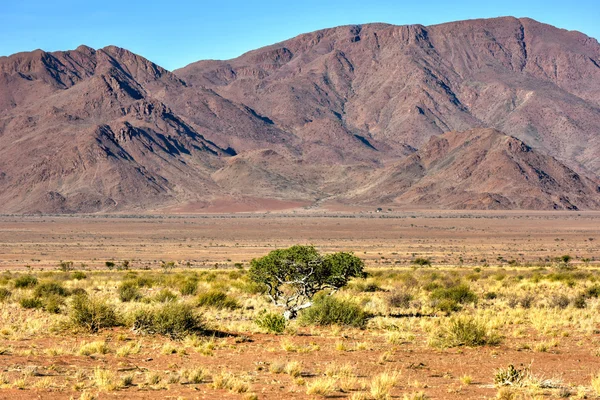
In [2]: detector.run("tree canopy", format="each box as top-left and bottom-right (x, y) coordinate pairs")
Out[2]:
(249, 245), (365, 319)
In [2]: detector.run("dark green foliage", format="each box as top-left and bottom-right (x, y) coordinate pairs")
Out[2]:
(14, 275), (38, 288)
(71, 271), (87, 280)
(131, 302), (204, 339)
(118, 281), (142, 302)
(0, 288), (11, 302)
(197, 290), (239, 310)
(154, 289), (178, 303)
(33, 282), (69, 298)
(105, 261), (115, 270)
(254, 311), (286, 333)
(299, 295), (368, 328)
(249, 245), (365, 318)
(70, 295), (119, 332)
(20, 297), (43, 309)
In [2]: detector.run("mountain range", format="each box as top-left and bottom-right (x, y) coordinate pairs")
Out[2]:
(0, 16), (599, 213)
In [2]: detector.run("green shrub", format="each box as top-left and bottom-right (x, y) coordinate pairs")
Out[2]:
(433, 299), (461, 314)
(254, 311), (286, 333)
(20, 297), (43, 309)
(70, 295), (119, 332)
(33, 282), (69, 298)
(197, 290), (239, 310)
(431, 284), (477, 304)
(179, 279), (198, 296)
(71, 271), (87, 280)
(43, 294), (65, 314)
(429, 316), (500, 348)
(0, 288), (11, 302)
(429, 283), (477, 314)
(484, 292), (498, 300)
(14, 275), (38, 288)
(154, 289), (178, 303)
(118, 281), (142, 302)
(131, 302), (204, 339)
(299, 295), (368, 328)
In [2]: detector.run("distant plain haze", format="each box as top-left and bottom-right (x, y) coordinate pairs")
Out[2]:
(1, 0), (599, 70)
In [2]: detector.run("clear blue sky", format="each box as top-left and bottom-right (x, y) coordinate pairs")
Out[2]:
(1, 0), (599, 71)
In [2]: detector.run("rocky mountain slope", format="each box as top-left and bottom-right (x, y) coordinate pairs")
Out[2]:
(0, 17), (599, 213)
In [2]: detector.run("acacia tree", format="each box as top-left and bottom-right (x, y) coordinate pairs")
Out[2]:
(249, 245), (365, 319)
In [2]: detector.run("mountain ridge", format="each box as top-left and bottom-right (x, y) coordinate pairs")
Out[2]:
(0, 16), (599, 213)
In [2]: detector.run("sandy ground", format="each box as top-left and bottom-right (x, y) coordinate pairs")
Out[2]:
(0, 211), (598, 270)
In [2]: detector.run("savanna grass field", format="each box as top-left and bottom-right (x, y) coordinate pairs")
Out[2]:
(0, 211), (600, 400)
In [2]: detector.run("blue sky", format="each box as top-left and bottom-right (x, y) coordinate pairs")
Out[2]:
(1, 0), (599, 71)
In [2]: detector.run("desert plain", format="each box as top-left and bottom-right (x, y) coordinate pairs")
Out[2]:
(0, 210), (599, 400)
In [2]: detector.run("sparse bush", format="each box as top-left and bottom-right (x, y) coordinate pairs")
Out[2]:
(43, 294), (65, 313)
(354, 280), (383, 292)
(118, 281), (142, 302)
(387, 290), (413, 308)
(34, 281), (69, 298)
(573, 293), (587, 309)
(549, 294), (570, 309)
(431, 283), (477, 304)
(254, 311), (286, 333)
(0, 288), (11, 302)
(131, 302), (204, 339)
(71, 287), (88, 297)
(299, 295), (368, 328)
(58, 261), (74, 272)
(494, 364), (527, 387)
(585, 285), (600, 298)
(153, 289), (178, 303)
(430, 283), (477, 313)
(14, 275), (38, 288)
(508, 294), (536, 309)
(20, 297), (43, 309)
(197, 290), (239, 310)
(72, 271), (87, 280)
(412, 258), (431, 266)
(179, 279), (198, 296)
(429, 316), (500, 348)
(70, 295), (119, 332)
(484, 291), (498, 300)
